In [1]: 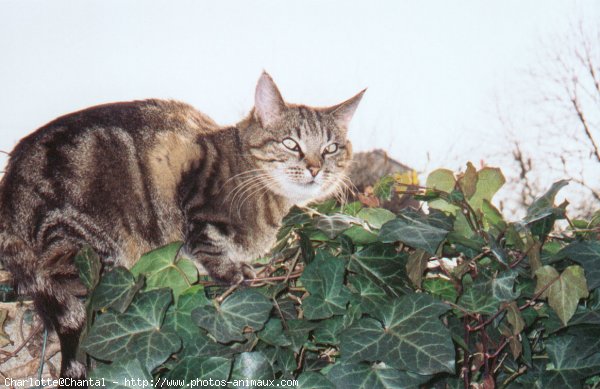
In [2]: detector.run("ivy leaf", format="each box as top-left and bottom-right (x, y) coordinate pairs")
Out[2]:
(82, 289), (180, 372)
(458, 271), (519, 314)
(570, 305), (600, 326)
(313, 315), (345, 345)
(422, 278), (458, 302)
(178, 332), (234, 359)
(91, 267), (144, 313)
(348, 243), (411, 296)
(74, 246), (102, 291)
(130, 242), (198, 301)
(343, 225), (379, 245)
(356, 208), (396, 229)
(340, 293), (454, 375)
(426, 169), (459, 214)
(327, 362), (432, 389)
(230, 352), (275, 389)
(348, 274), (390, 315)
(525, 180), (569, 224)
(300, 254), (351, 320)
(481, 200), (507, 232)
(89, 359), (151, 388)
(163, 285), (210, 344)
(535, 265), (589, 326)
(258, 318), (292, 347)
(557, 241), (600, 290)
(163, 356), (232, 385)
(315, 213), (364, 239)
(466, 167), (505, 211)
(191, 289), (272, 343)
(379, 214), (449, 254)
(541, 328), (600, 388)
(524, 180), (568, 238)
(285, 320), (319, 353)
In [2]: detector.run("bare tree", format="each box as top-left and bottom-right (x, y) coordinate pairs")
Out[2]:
(494, 19), (600, 218)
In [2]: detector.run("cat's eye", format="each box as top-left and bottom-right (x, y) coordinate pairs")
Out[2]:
(282, 138), (300, 152)
(323, 143), (338, 154)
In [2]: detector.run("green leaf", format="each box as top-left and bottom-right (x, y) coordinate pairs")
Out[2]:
(296, 372), (335, 389)
(526, 180), (569, 224)
(178, 332), (234, 359)
(348, 243), (410, 297)
(357, 208), (396, 229)
(89, 359), (151, 388)
(258, 318), (291, 347)
(230, 352), (275, 389)
(91, 267), (144, 313)
(570, 305), (600, 326)
(130, 242), (198, 300)
(300, 254), (351, 320)
(313, 315), (345, 345)
(163, 285), (210, 344)
(373, 175), (395, 200)
(340, 293), (454, 375)
(422, 278), (458, 302)
(343, 225), (379, 245)
(426, 169), (458, 214)
(192, 289), (272, 343)
(557, 241), (600, 290)
(348, 274), (390, 315)
(482, 200), (507, 232)
(458, 271), (519, 314)
(74, 246), (101, 291)
(541, 328), (600, 387)
(466, 167), (505, 211)
(327, 362), (432, 389)
(535, 265), (589, 326)
(285, 319), (319, 353)
(82, 289), (180, 372)
(315, 213), (364, 239)
(379, 214), (449, 254)
(164, 356), (231, 384)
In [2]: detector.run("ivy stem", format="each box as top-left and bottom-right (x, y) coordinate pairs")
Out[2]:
(518, 274), (561, 311)
(467, 305), (507, 332)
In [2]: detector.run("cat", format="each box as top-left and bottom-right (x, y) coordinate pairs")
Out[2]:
(0, 72), (364, 380)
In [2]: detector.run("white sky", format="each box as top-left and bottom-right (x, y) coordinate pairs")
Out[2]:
(0, 0), (598, 175)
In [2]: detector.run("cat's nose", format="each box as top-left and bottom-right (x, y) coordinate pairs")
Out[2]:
(308, 166), (321, 177)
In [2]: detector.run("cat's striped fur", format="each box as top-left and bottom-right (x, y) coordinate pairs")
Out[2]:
(0, 72), (364, 380)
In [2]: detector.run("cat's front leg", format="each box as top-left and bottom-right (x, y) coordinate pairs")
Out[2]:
(183, 221), (253, 285)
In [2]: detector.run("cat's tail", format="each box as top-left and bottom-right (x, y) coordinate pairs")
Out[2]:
(0, 228), (39, 295)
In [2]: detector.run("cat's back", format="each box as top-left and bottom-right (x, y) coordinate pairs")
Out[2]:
(0, 99), (219, 251)
(7, 99), (218, 164)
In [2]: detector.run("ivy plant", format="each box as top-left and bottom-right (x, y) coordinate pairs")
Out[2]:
(77, 163), (600, 388)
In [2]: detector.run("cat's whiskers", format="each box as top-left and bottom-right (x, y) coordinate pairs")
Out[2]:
(234, 175), (280, 220)
(219, 168), (267, 194)
(228, 174), (273, 208)
(226, 172), (272, 204)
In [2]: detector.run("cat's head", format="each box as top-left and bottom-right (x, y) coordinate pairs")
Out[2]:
(244, 72), (365, 205)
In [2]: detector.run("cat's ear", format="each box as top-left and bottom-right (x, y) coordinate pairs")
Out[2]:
(326, 89), (366, 129)
(255, 71), (285, 127)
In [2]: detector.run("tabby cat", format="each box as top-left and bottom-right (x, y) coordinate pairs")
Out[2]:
(0, 72), (364, 380)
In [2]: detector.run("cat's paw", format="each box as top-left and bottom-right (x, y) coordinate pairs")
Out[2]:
(241, 263), (256, 280)
(206, 261), (252, 285)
